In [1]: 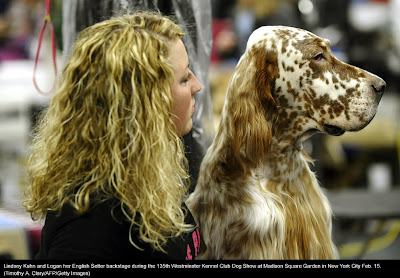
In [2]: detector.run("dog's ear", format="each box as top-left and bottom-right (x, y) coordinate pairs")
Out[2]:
(227, 47), (278, 169)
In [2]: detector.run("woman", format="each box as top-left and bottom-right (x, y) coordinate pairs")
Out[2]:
(24, 11), (202, 259)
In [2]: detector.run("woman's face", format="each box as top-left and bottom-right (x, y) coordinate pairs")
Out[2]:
(169, 39), (202, 137)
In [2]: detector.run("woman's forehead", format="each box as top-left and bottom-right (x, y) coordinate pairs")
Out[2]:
(169, 39), (189, 71)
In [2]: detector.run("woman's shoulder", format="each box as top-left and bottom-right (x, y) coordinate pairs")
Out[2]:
(38, 199), (200, 260)
(38, 199), (136, 259)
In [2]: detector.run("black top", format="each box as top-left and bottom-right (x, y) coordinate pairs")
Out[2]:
(36, 199), (200, 260)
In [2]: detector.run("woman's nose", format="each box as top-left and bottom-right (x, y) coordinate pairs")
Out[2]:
(192, 75), (202, 95)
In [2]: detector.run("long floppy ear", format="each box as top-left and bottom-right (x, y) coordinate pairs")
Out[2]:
(228, 47), (278, 169)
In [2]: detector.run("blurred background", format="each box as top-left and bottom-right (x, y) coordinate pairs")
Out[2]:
(0, 0), (399, 260)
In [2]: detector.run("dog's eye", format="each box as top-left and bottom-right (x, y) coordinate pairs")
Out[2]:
(313, 53), (324, 61)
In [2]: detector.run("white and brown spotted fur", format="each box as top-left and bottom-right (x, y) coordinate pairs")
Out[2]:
(186, 26), (385, 259)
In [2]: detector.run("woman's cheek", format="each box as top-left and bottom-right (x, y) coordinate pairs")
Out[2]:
(171, 86), (192, 133)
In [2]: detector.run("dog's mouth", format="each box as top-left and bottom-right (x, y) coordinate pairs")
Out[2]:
(294, 124), (345, 150)
(323, 124), (346, 136)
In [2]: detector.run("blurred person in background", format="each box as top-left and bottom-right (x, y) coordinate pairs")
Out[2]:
(0, 0), (42, 61)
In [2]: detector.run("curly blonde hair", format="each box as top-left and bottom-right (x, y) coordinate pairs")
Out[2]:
(24, 12), (192, 252)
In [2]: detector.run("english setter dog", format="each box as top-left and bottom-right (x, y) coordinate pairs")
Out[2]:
(186, 26), (385, 259)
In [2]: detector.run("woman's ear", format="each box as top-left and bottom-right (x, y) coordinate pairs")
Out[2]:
(227, 47), (278, 169)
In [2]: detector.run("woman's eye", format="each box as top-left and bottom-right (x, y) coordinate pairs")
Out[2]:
(313, 53), (324, 61)
(183, 73), (191, 84)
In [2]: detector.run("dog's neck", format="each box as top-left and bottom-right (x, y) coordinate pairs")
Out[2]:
(259, 142), (312, 184)
(208, 120), (314, 185)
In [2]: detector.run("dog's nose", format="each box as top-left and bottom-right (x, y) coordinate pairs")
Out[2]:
(372, 77), (386, 94)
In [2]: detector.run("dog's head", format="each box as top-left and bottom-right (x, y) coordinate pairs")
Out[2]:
(224, 26), (385, 164)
